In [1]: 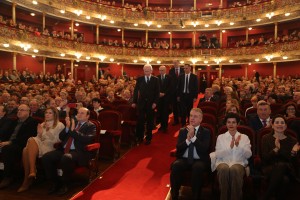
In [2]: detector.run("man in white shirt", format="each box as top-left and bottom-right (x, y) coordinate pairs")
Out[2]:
(214, 113), (252, 200)
(170, 108), (211, 200)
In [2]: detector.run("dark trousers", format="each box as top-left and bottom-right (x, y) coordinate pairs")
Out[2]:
(263, 162), (290, 200)
(180, 94), (194, 126)
(42, 149), (87, 184)
(171, 95), (180, 123)
(136, 103), (155, 142)
(1, 144), (23, 178)
(157, 97), (169, 130)
(170, 158), (206, 200)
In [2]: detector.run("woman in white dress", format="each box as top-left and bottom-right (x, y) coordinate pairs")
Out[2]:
(18, 107), (65, 192)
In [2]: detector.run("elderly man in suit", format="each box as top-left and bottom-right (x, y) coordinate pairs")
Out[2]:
(177, 64), (198, 127)
(169, 60), (184, 125)
(157, 65), (172, 133)
(170, 108), (211, 200)
(42, 107), (96, 195)
(132, 64), (160, 145)
(0, 104), (38, 188)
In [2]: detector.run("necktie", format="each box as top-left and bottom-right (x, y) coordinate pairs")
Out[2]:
(147, 76), (150, 83)
(64, 122), (81, 153)
(185, 75), (189, 93)
(262, 120), (267, 127)
(188, 142), (194, 164)
(161, 75), (164, 83)
(176, 68), (179, 77)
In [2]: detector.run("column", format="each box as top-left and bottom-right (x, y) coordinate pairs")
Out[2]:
(274, 22), (278, 40)
(194, 0), (196, 10)
(13, 52), (17, 70)
(218, 65), (222, 79)
(169, 31), (172, 49)
(193, 31), (196, 49)
(192, 64), (196, 74)
(246, 28), (249, 43)
(219, 30), (223, 48)
(170, 0), (172, 9)
(145, 30), (148, 45)
(42, 12), (46, 30)
(122, 28), (124, 43)
(70, 60), (74, 79)
(273, 62), (277, 78)
(121, 64), (124, 76)
(220, 0), (223, 8)
(146, 0), (148, 7)
(12, 3), (16, 24)
(71, 20), (74, 40)
(43, 57), (46, 74)
(96, 24), (99, 44)
(122, 0), (124, 6)
(245, 64), (248, 79)
(96, 62), (99, 80)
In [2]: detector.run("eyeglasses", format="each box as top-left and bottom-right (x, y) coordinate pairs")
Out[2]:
(18, 109), (30, 112)
(287, 108), (295, 111)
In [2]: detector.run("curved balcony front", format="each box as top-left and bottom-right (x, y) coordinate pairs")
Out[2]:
(1, 24), (299, 65)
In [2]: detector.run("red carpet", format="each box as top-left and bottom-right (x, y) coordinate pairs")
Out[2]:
(71, 123), (179, 200)
(71, 94), (203, 200)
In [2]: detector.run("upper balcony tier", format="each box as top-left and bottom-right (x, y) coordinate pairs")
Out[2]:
(1, 24), (299, 65)
(5, 0), (300, 31)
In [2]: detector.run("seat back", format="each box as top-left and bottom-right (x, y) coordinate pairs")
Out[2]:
(198, 101), (219, 110)
(202, 113), (217, 127)
(201, 122), (216, 153)
(116, 104), (137, 121)
(200, 106), (218, 116)
(98, 110), (122, 131)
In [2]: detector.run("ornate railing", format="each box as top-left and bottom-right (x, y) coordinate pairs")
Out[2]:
(10, 0), (300, 23)
(1, 24), (299, 63)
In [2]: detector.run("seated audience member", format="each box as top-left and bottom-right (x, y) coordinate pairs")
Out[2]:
(248, 100), (272, 133)
(20, 96), (30, 105)
(0, 105), (13, 140)
(6, 99), (18, 118)
(293, 91), (300, 104)
(244, 95), (258, 117)
(261, 114), (300, 200)
(42, 107), (96, 195)
(212, 113), (252, 200)
(283, 102), (298, 119)
(91, 98), (104, 117)
(121, 89), (133, 103)
(199, 87), (218, 102)
(0, 104), (38, 188)
(18, 107), (65, 192)
(29, 99), (44, 118)
(106, 89), (115, 103)
(170, 108), (211, 200)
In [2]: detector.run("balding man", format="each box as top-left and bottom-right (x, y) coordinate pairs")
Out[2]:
(42, 107), (96, 195)
(132, 64), (160, 145)
(0, 104), (38, 188)
(157, 65), (172, 133)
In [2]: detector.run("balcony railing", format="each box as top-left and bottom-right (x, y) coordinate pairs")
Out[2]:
(0, 24), (299, 64)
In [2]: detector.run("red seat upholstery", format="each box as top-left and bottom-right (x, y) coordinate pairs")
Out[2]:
(98, 110), (122, 160)
(197, 101), (219, 110)
(200, 106), (218, 116)
(116, 105), (137, 146)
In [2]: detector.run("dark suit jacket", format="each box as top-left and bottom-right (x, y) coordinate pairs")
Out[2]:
(169, 67), (184, 95)
(248, 114), (265, 133)
(6, 116), (38, 148)
(199, 96), (218, 102)
(158, 74), (172, 101)
(133, 75), (160, 108)
(0, 115), (14, 141)
(31, 109), (45, 118)
(59, 120), (96, 165)
(177, 73), (199, 99)
(176, 126), (211, 163)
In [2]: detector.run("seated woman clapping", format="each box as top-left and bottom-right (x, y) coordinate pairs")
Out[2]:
(18, 107), (65, 192)
(261, 114), (300, 199)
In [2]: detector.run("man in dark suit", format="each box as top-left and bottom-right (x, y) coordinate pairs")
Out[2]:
(157, 65), (172, 133)
(42, 107), (96, 195)
(199, 87), (218, 103)
(177, 64), (198, 127)
(29, 99), (44, 118)
(132, 64), (160, 145)
(170, 108), (211, 200)
(0, 105), (14, 141)
(169, 60), (184, 125)
(248, 100), (272, 133)
(0, 104), (38, 188)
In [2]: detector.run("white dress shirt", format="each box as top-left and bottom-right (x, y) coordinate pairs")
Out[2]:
(215, 131), (252, 168)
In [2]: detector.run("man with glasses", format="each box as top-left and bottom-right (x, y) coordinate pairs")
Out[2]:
(0, 104), (38, 188)
(177, 64), (198, 127)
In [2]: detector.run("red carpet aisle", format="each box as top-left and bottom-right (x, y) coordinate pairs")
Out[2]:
(71, 125), (179, 200)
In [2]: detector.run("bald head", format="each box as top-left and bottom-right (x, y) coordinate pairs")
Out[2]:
(159, 65), (166, 75)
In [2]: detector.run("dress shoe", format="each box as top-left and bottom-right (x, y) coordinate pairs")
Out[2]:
(56, 185), (69, 196)
(47, 184), (60, 195)
(17, 185), (30, 193)
(0, 178), (13, 189)
(144, 140), (151, 145)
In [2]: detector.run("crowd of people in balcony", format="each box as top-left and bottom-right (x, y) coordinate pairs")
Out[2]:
(229, 0), (268, 8)
(230, 30), (300, 48)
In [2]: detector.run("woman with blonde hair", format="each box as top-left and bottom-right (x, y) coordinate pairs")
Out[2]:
(18, 107), (65, 192)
